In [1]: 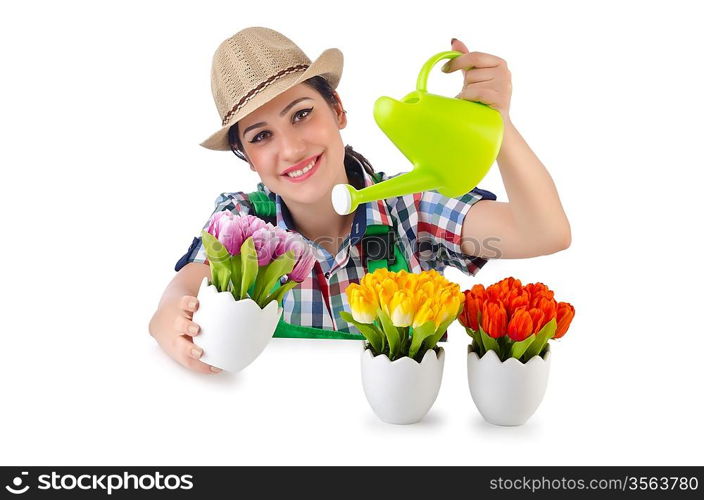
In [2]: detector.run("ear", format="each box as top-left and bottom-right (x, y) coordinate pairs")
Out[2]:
(332, 91), (347, 130)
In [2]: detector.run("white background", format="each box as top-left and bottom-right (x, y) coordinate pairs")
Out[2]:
(1, 0), (702, 466)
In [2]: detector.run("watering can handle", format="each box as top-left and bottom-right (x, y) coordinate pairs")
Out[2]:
(416, 50), (465, 93)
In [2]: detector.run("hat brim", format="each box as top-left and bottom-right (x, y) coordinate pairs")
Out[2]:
(199, 48), (343, 151)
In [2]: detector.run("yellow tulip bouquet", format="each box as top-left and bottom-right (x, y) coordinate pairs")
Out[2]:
(341, 269), (464, 362)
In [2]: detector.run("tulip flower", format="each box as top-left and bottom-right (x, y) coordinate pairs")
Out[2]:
(525, 282), (555, 308)
(347, 284), (379, 324)
(469, 283), (486, 298)
(412, 297), (437, 329)
(250, 226), (281, 267)
(507, 308), (533, 342)
(533, 297), (557, 332)
(388, 290), (415, 327)
(458, 290), (482, 332)
(376, 277), (400, 317)
(394, 269), (415, 291)
(283, 235), (317, 283)
(435, 286), (463, 326)
(507, 289), (529, 314)
(481, 300), (508, 339)
(527, 307), (546, 335)
(206, 211), (244, 256)
(270, 226), (293, 258)
(554, 302), (575, 338)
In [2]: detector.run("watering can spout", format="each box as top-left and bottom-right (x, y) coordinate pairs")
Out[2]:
(332, 169), (438, 215)
(331, 50), (503, 216)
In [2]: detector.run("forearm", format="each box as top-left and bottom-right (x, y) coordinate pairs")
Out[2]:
(496, 119), (571, 245)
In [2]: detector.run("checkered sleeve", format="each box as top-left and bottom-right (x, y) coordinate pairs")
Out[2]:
(173, 192), (252, 272)
(393, 185), (497, 277)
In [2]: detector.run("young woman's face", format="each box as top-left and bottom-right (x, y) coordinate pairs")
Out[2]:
(237, 83), (347, 205)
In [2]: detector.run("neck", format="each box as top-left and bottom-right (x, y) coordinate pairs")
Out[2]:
(282, 169), (356, 253)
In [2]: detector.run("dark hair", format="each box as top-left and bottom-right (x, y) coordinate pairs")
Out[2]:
(227, 75), (376, 177)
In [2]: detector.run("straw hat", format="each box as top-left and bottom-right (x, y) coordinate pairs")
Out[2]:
(200, 27), (344, 151)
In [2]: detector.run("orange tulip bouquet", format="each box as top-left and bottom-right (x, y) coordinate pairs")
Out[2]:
(459, 277), (575, 363)
(341, 268), (464, 424)
(460, 277), (575, 426)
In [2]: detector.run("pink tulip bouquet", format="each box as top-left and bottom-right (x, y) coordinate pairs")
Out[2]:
(201, 212), (316, 309)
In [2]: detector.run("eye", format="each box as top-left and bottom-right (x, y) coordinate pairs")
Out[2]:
(294, 107), (313, 121)
(249, 131), (270, 144)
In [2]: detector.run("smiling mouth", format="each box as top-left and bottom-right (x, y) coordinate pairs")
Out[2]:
(281, 153), (322, 181)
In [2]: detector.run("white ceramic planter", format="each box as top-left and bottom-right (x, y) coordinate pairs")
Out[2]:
(361, 343), (444, 425)
(192, 277), (282, 373)
(467, 343), (551, 426)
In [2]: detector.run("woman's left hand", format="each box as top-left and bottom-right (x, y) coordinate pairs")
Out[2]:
(442, 38), (512, 123)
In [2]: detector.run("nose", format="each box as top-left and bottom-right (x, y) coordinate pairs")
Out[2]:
(278, 129), (307, 164)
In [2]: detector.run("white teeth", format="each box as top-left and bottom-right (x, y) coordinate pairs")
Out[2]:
(286, 157), (317, 178)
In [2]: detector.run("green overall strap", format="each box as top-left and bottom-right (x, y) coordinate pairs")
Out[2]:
(246, 191), (277, 223)
(363, 224), (409, 273)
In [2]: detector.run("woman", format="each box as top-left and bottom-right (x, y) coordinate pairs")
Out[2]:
(149, 27), (571, 374)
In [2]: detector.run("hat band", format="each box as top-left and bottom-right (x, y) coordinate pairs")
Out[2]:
(221, 64), (310, 127)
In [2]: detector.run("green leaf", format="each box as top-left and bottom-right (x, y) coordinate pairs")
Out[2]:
(239, 237), (259, 300)
(251, 250), (296, 304)
(374, 318), (387, 353)
(201, 230), (232, 292)
(425, 314), (458, 352)
(510, 334), (536, 360)
(465, 328), (483, 356)
(201, 230), (230, 263)
(408, 321), (435, 360)
(250, 261), (272, 303)
(475, 331), (485, 357)
(340, 311), (385, 353)
(521, 318), (557, 362)
(403, 326), (412, 354)
(497, 336), (511, 361)
(479, 324), (500, 359)
(230, 254), (242, 298)
(377, 307), (401, 360)
(260, 280), (298, 308)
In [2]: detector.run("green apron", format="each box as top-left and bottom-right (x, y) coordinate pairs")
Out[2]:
(246, 172), (410, 340)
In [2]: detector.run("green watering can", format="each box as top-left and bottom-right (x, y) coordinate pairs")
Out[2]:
(331, 50), (504, 215)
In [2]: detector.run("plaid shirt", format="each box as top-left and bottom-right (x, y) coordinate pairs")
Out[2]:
(175, 159), (497, 335)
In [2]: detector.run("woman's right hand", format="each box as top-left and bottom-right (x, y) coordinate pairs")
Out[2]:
(153, 295), (222, 374)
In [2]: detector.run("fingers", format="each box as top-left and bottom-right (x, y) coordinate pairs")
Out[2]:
(443, 51), (505, 74)
(180, 295), (199, 316)
(457, 85), (502, 109)
(451, 38), (470, 54)
(175, 335), (222, 374)
(173, 314), (200, 337)
(461, 67), (496, 85)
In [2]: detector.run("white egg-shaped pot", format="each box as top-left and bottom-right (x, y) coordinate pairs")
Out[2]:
(192, 277), (282, 373)
(467, 342), (551, 426)
(361, 343), (445, 425)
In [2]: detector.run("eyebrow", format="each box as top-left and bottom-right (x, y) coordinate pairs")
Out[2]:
(242, 97), (313, 137)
